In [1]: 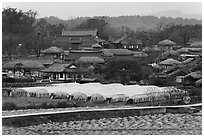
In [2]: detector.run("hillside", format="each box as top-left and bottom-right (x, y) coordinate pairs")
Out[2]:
(43, 15), (202, 31)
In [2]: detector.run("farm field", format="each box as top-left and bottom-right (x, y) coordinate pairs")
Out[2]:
(2, 111), (202, 135)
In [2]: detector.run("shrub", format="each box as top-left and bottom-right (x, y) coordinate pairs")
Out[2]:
(2, 102), (18, 110)
(56, 101), (69, 108)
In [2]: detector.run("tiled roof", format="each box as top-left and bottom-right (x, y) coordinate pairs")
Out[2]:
(41, 46), (64, 53)
(54, 35), (97, 50)
(182, 58), (195, 64)
(3, 60), (45, 69)
(67, 50), (102, 60)
(62, 29), (97, 36)
(69, 38), (82, 43)
(113, 35), (128, 43)
(41, 63), (71, 72)
(185, 71), (202, 79)
(195, 79), (202, 84)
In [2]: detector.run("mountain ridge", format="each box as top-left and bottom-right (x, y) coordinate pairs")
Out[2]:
(42, 13), (202, 31)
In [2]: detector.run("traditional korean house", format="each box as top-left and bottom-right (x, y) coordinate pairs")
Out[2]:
(195, 79), (202, 88)
(41, 46), (64, 59)
(65, 50), (102, 61)
(159, 58), (181, 68)
(183, 71), (202, 86)
(132, 51), (149, 62)
(2, 60), (45, 77)
(53, 29), (105, 50)
(157, 39), (176, 51)
(101, 49), (134, 60)
(112, 35), (143, 50)
(40, 63), (78, 81)
(189, 42), (202, 48)
(186, 38), (201, 47)
(142, 45), (161, 63)
(41, 58), (104, 82)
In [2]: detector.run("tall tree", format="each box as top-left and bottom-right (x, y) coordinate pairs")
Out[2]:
(2, 7), (37, 56)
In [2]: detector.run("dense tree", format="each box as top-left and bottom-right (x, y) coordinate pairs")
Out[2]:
(2, 7), (37, 56)
(2, 7), (65, 56)
(75, 17), (123, 40)
(99, 58), (143, 84)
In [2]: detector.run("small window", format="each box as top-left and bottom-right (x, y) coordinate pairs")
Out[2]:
(60, 73), (63, 78)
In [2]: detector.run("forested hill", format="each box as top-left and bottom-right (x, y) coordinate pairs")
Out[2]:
(44, 15), (202, 31)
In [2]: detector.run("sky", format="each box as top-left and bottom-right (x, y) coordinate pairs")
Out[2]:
(2, 1), (202, 20)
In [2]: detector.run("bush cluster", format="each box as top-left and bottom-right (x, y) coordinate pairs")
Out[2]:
(2, 101), (85, 110)
(2, 102), (18, 110)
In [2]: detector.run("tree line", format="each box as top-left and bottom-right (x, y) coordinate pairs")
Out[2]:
(2, 7), (202, 57)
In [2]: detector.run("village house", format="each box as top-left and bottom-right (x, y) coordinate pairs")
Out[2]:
(41, 46), (64, 59)
(101, 49), (134, 60)
(110, 35), (143, 50)
(2, 60), (45, 78)
(40, 62), (78, 81)
(157, 39), (176, 51)
(40, 56), (105, 82)
(65, 50), (102, 61)
(183, 71), (202, 86)
(53, 29), (105, 50)
(158, 58), (182, 69)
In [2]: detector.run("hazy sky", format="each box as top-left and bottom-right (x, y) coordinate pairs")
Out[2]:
(2, 2), (202, 20)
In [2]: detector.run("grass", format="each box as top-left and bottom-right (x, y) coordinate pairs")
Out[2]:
(2, 97), (130, 110)
(2, 97), (68, 108)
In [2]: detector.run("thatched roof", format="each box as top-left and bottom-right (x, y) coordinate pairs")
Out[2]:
(41, 63), (71, 72)
(190, 42), (202, 48)
(41, 46), (64, 53)
(3, 60), (45, 69)
(75, 57), (105, 64)
(159, 58), (181, 65)
(176, 48), (189, 53)
(195, 79), (202, 84)
(185, 71), (202, 79)
(113, 35), (128, 43)
(188, 48), (202, 52)
(182, 58), (194, 64)
(112, 49), (133, 55)
(158, 39), (176, 46)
